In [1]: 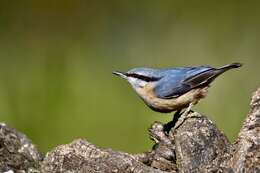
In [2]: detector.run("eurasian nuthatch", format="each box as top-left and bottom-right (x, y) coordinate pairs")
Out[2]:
(113, 63), (242, 115)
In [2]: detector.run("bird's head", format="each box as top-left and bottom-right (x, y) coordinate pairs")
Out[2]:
(113, 68), (162, 89)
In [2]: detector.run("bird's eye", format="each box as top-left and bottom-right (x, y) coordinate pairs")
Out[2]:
(126, 73), (160, 82)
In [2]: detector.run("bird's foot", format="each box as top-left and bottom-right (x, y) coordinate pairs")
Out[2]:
(173, 103), (194, 130)
(181, 103), (193, 117)
(163, 109), (182, 134)
(163, 103), (194, 133)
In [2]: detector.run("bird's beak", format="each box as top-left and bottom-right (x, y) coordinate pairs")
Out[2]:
(112, 71), (128, 79)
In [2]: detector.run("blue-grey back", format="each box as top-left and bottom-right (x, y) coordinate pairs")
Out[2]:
(154, 66), (213, 98)
(128, 66), (211, 78)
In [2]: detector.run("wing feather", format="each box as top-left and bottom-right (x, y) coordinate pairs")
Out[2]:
(154, 63), (241, 99)
(154, 67), (217, 99)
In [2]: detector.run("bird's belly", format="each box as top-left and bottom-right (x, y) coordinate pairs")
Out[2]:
(138, 87), (208, 113)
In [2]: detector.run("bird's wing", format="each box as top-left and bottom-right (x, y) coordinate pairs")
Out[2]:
(154, 66), (218, 99)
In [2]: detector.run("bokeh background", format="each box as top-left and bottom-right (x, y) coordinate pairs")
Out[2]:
(0, 1), (259, 153)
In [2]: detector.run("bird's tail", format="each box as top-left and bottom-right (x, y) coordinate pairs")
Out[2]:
(183, 62), (242, 90)
(218, 62), (242, 71)
(211, 62), (242, 80)
(198, 62), (242, 86)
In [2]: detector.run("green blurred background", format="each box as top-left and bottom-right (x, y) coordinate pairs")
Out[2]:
(0, 0), (259, 153)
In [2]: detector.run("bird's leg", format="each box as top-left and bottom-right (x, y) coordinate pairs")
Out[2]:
(182, 102), (193, 117)
(171, 109), (182, 126)
(163, 109), (182, 134)
(173, 102), (194, 130)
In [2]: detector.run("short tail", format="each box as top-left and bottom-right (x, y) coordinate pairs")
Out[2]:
(210, 62), (242, 81)
(200, 62), (242, 86)
(175, 62), (242, 93)
(218, 62), (242, 71)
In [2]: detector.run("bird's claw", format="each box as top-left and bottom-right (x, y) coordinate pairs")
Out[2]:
(163, 103), (194, 133)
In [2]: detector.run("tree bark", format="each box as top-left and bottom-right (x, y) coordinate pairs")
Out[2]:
(0, 88), (259, 173)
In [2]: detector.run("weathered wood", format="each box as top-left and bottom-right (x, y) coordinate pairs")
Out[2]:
(171, 112), (231, 172)
(41, 139), (169, 173)
(0, 88), (259, 173)
(0, 123), (42, 173)
(228, 88), (260, 172)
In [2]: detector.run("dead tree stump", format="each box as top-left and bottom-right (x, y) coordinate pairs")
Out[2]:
(1, 88), (260, 173)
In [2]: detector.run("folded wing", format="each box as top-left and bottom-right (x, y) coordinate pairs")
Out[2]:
(154, 63), (241, 99)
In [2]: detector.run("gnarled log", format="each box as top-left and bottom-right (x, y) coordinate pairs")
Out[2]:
(1, 88), (260, 173)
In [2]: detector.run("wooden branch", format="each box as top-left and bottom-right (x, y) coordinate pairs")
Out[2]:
(41, 139), (169, 173)
(228, 88), (260, 172)
(0, 123), (42, 173)
(0, 88), (259, 173)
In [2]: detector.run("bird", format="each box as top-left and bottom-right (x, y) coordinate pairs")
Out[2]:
(113, 63), (242, 125)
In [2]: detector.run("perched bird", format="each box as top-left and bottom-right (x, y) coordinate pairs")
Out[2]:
(113, 63), (242, 116)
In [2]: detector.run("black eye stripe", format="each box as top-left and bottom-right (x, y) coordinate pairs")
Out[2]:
(126, 73), (160, 82)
